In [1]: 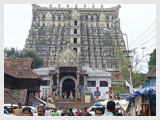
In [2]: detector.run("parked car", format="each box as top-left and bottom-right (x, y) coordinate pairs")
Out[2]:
(4, 107), (14, 115)
(4, 104), (18, 114)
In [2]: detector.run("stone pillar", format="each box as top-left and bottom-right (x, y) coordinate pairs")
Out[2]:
(56, 70), (60, 99)
(49, 75), (53, 96)
(83, 75), (87, 96)
(76, 70), (80, 99)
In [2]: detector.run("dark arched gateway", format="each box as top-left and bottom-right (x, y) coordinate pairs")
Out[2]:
(62, 79), (75, 98)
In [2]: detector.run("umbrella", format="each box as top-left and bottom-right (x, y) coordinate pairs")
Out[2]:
(118, 99), (129, 111)
(44, 103), (56, 109)
(94, 102), (103, 106)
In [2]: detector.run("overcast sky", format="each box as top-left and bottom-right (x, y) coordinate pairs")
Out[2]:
(4, 4), (156, 73)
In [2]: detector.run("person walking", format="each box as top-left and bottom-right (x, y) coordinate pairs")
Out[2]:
(95, 107), (104, 116)
(69, 91), (73, 99)
(61, 112), (70, 116)
(68, 108), (74, 116)
(23, 107), (33, 116)
(13, 107), (18, 115)
(57, 107), (63, 116)
(104, 101), (116, 116)
(51, 108), (59, 116)
(17, 103), (23, 116)
(83, 107), (88, 113)
(37, 106), (45, 116)
(75, 109), (81, 116)
(78, 112), (92, 116)
(45, 107), (51, 116)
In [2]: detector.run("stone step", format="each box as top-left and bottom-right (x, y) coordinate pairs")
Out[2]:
(53, 99), (99, 110)
(55, 102), (94, 110)
(57, 98), (76, 102)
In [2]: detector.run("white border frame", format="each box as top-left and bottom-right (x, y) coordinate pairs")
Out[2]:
(0, 0), (159, 120)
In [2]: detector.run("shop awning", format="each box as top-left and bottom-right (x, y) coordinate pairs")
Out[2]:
(126, 86), (156, 101)
(94, 100), (119, 106)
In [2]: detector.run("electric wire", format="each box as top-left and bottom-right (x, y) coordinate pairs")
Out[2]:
(145, 43), (156, 52)
(130, 28), (156, 48)
(134, 35), (156, 49)
(129, 20), (156, 46)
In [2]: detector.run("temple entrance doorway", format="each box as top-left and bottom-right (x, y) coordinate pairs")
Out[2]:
(62, 79), (75, 98)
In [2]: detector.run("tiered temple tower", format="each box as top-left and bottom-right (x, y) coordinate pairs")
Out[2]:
(25, 4), (127, 70)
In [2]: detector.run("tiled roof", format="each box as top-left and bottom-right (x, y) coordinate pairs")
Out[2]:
(147, 66), (156, 78)
(141, 66), (156, 81)
(4, 58), (43, 80)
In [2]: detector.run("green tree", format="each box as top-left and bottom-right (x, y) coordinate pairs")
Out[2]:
(148, 49), (156, 71)
(112, 84), (128, 95)
(111, 46), (130, 93)
(113, 46), (130, 80)
(4, 47), (43, 69)
(23, 50), (43, 69)
(132, 72), (145, 88)
(4, 47), (23, 58)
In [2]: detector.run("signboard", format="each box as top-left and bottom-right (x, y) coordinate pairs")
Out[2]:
(32, 103), (42, 107)
(106, 91), (109, 94)
(85, 95), (91, 103)
(94, 91), (100, 96)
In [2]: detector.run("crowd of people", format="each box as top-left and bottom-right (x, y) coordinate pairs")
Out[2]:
(13, 101), (123, 116)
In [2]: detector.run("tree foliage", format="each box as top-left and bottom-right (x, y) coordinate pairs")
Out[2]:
(132, 72), (145, 88)
(4, 47), (43, 69)
(112, 46), (131, 93)
(148, 49), (156, 71)
(113, 46), (130, 80)
(112, 84), (128, 95)
(4, 47), (23, 58)
(23, 50), (43, 69)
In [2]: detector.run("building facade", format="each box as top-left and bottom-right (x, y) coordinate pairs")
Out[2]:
(34, 66), (112, 100)
(25, 4), (127, 70)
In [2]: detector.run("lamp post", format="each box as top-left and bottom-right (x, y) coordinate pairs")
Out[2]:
(122, 34), (133, 94)
(104, 28), (134, 94)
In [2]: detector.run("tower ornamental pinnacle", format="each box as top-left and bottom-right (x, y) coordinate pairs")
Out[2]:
(92, 4), (95, 8)
(75, 4), (78, 8)
(58, 4), (61, 8)
(101, 4), (103, 8)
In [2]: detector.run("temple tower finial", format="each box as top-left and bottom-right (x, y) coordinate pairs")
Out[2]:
(75, 4), (78, 8)
(101, 4), (103, 8)
(58, 4), (61, 8)
(92, 4), (95, 8)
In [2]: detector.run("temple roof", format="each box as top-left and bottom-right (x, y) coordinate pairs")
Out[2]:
(4, 58), (43, 80)
(141, 66), (156, 81)
(82, 66), (112, 77)
(147, 66), (156, 78)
